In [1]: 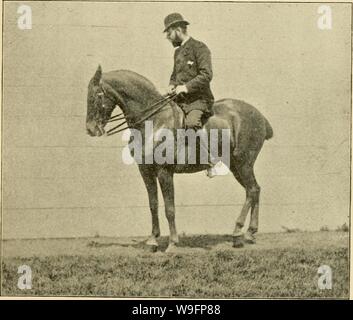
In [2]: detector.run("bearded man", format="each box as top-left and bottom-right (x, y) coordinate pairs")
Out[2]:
(163, 13), (227, 177)
(164, 13), (214, 130)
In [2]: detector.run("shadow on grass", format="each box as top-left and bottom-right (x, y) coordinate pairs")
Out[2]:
(87, 234), (234, 251)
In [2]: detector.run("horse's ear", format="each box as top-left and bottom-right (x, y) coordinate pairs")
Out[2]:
(92, 65), (102, 86)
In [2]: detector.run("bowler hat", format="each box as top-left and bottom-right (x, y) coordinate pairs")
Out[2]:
(163, 13), (189, 32)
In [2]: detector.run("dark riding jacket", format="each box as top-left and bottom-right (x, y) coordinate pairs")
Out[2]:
(169, 37), (214, 114)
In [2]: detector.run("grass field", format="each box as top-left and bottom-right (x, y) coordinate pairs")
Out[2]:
(1, 231), (349, 298)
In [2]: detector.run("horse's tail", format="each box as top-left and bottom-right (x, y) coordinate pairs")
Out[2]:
(264, 117), (273, 140)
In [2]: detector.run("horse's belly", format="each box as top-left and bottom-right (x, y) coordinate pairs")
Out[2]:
(173, 164), (209, 174)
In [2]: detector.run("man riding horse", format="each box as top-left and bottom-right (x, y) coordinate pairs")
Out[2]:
(86, 14), (273, 251)
(164, 13), (221, 177)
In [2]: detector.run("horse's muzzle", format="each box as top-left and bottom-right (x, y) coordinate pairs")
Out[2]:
(86, 122), (106, 137)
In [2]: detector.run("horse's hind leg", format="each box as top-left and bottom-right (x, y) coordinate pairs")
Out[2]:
(138, 165), (160, 252)
(157, 167), (179, 253)
(244, 182), (260, 244)
(244, 149), (262, 244)
(230, 150), (261, 247)
(229, 163), (247, 247)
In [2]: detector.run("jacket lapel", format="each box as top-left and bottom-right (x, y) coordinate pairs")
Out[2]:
(181, 37), (193, 56)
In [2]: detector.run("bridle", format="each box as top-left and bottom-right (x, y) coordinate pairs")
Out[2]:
(97, 86), (178, 136)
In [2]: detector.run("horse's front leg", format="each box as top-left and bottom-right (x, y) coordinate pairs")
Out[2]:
(157, 167), (178, 252)
(138, 165), (160, 252)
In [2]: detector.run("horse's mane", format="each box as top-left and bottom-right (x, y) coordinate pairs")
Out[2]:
(102, 69), (162, 108)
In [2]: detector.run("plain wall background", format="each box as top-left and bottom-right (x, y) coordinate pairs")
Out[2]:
(2, 2), (351, 239)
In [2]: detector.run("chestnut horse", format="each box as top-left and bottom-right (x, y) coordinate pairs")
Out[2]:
(86, 65), (273, 252)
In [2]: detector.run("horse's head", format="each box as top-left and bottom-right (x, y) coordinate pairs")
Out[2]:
(86, 65), (116, 137)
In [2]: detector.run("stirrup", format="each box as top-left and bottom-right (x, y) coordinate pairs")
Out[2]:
(206, 166), (217, 178)
(206, 161), (230, 178)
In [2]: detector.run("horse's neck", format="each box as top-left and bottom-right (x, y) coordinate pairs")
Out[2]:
(103, 72), (184, 132)
(103, 74), (162, 120)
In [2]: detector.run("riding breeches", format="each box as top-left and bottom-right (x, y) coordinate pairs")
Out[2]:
(185, 110), (204, 130)
(179, 99), (213, 130)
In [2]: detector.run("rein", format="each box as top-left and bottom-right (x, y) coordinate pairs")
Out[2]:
(105, 92), (178, 136)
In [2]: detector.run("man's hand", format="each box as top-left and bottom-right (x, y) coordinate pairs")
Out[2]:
(174, 85), (188, 95)
(167, 85), (176, 95)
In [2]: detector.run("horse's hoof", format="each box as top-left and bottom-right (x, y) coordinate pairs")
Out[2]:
(145, 237), (158, 252)
(146, 236), (158, 245)
(244, 232), (256, 244)
(165, 243), (178, 253)
(233, 235), (244, 248)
